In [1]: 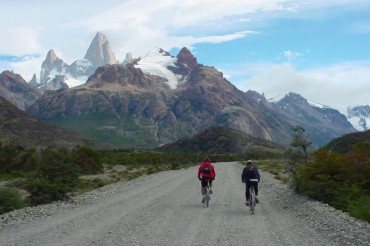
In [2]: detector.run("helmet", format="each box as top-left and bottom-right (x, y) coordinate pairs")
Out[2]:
(246, 160), (253, 165)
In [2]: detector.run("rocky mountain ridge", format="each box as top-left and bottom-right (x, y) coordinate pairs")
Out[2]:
(25, 53), (355, 149)
(0, 71), (41, 110)
(0, 32), (360, 149)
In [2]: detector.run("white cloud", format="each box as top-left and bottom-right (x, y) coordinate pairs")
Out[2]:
(282, 50), (303, 61)
(64, 0), (295, 59)
(10, 56), (44, 82)
(0, 27), (41, 55)
(231, 61), (370, 109)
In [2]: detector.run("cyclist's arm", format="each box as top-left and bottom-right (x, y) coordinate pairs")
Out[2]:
(198, 165), (202, 179)
(241, 169), (246, 182)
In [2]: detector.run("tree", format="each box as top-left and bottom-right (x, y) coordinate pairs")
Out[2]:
(290, 125), (312, 159)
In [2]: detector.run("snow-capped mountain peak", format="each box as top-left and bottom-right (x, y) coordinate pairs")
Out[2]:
(347, 105), (370, 131)
(134, 47), (182, 89)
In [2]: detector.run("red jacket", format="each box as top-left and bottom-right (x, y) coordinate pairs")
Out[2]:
(198, 160), (216, 179)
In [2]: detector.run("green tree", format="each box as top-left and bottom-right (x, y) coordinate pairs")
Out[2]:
(26, 147), (79, 205)
(290, 125), (312, 159)
(70, 145), (102, 174)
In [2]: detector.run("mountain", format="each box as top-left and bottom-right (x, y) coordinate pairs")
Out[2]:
(0, 71), (41, 110)
(249, 91), (356, 148)
(26, 47), (355, 149)
(27, 55), (290, 149)
(346, 105), (370, 131)
(84, 31), (117, 67)
(35, 32), (117, 91)
(0, 96), (97, 149)
(2, 31), (355, 150)
(39, 49), (68, 86)
(325, 129), (370, 153)
(134, 47), (196, 89)
(156, 126), (284, 153)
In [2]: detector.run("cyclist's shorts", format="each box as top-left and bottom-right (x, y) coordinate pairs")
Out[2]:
(201, 177), (213, 187)
(246, 180), (258, 187)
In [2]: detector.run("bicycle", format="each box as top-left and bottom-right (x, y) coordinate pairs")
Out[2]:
(248, 179), (258, 214)
(204, 180), (211, 208)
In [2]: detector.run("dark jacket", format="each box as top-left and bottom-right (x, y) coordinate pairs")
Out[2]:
(241, 165), (260, 183)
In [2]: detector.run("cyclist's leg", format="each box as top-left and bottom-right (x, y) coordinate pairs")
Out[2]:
(209, 179), (213, 194)
(245, 182), (251, 205)
(201, 179), (207, 194)
(201, 178), (207, 203)
(253, 181), (259, 203)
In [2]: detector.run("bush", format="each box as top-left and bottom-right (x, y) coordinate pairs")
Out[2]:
(0, 188), (26, 214)
(26, 147), (80, 205)
(293, 146), (370, 222)
(70, 145), (102, 174)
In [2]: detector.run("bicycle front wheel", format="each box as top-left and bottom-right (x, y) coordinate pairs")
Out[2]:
(205, 188), (210, 207)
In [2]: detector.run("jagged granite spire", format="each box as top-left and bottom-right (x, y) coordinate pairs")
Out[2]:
(40, 49), (67, 85)
(29, 74), (38, 87)
(84, 32), (117, 67)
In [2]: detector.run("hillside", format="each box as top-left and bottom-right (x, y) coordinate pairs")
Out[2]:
(0, 96), (98, 149)
(156, 126), (285, 154)
(325, 129), (370, 153)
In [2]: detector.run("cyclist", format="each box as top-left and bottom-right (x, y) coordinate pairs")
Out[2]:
(241, 160), (260, 206)
(198, 157), (216, 203)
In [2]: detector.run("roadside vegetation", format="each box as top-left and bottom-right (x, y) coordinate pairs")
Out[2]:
(1, 126), (369, 223)
(0, 141), (280, 214)
(285, 126), (370, 223)
(248, 126), (370, 223)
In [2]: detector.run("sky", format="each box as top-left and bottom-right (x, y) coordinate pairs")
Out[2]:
(1, 0), (370, 111)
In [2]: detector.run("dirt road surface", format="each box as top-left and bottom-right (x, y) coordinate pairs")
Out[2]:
(0, 162), (363, 245)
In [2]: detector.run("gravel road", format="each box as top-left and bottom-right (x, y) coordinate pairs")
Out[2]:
(0, 162), (369, 246)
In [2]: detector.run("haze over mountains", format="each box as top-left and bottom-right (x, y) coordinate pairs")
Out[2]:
(0, 32), (367, 149)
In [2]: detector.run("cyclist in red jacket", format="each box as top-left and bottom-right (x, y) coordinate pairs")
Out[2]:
(198, 158), (216, 203)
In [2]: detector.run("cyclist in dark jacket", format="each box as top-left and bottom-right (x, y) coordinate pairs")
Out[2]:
(198, 158), (216, 203)
(241, 160), (260, 206)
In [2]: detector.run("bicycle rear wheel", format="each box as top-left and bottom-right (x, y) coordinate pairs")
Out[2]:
(250, 187), (255, 214)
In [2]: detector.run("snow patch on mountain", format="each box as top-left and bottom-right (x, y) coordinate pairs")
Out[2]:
(135, 48), (182, 89)
(346, 105), (370, 131)
(64, 75), (88, 88)
(308, 100), (329, 109)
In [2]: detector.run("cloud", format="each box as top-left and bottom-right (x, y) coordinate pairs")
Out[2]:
(230, 61), (370, 109)
(282, 50), (303, 61)
(0, 27), (41, 56)
(9, 56), (44, 81)
(65, 0), (294, 58)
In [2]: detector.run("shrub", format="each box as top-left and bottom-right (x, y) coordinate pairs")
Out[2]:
(26, 147), (80, 205)
(70, 145), (102, 174)
(293, 146), (370, 222)
(0, 188), (26, 214)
